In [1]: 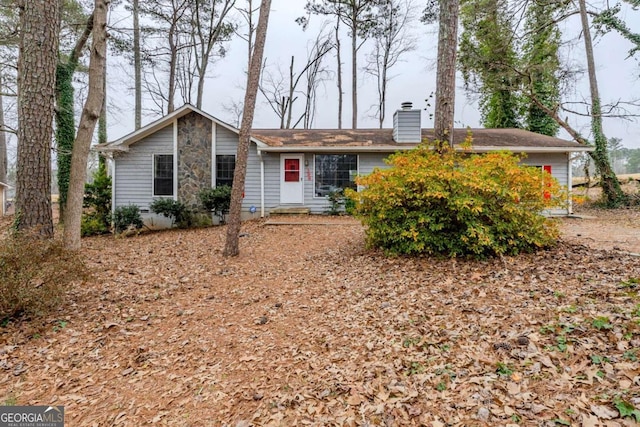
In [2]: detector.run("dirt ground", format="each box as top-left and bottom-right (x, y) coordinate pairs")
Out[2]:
(1, 207), (639, 426)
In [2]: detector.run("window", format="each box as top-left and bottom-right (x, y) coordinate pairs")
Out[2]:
(216, 155), (236, 188)
(153, 154), (173, 196)
(314, 154), (358, 197)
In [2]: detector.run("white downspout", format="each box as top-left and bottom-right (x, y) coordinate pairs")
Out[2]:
(110, 155), (116, 216)
(259, 150), (265, 217)
(568, 152), (574, 215)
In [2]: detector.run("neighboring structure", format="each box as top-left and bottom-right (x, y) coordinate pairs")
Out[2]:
(0, 181), (9, 216)
(97, 103), (593, 227)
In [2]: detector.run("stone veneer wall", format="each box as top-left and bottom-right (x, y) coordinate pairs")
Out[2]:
(177, 112), (212, 209)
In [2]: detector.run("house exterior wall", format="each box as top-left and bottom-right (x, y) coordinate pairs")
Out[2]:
(521, 152), (570, 215)
(112, 109), (572, 224)
(299, 152), (388, 214)
(177, 112), (212, 209)
(214, 126), (263, 220)
(268, 151), (570, 216)
(114, 124), (173, 212)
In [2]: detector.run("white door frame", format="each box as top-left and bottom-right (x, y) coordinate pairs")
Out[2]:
(280, 154), (304, 204)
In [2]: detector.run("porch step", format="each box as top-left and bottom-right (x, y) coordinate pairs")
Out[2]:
(270, 207), (311, 215)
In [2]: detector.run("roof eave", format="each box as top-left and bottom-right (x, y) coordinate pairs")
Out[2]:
(464, 145), (595, 153)
(94, 145), (129, 153)
(102, 104), (257, 150)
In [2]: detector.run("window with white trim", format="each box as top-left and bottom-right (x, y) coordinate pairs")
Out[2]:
(153, 154), (174, 196)
(216, 155), (236, 187)
(314, 154), (358, 197)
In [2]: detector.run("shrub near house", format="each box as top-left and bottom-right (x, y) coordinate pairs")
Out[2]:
(349, 145), (565, 258)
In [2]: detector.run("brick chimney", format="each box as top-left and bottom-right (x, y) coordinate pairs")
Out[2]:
(392, 102), (421, 143)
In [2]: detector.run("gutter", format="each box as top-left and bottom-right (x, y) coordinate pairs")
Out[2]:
(257, 145), (595, 154)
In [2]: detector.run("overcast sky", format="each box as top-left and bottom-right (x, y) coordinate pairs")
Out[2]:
(107, 0), (640, 148)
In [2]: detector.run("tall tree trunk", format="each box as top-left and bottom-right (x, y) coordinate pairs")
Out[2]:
(15, 0), (60, 237)
(168, 24), (177, 114)
(55, 12), (95, 222)
(98, 60), (107, 169)
(434, 0), (459, 151)
(286, 55), (294, 128)
(224, 0), (271, 257)
(578, 0), (625, 207)
(63, 0), (109, 250)
(0, 73), (7, 183)
(350, 10), (357, 129)
(196, 55), (209, 108)
(133, 0), (141, 129)
(335, 16), (342, 129)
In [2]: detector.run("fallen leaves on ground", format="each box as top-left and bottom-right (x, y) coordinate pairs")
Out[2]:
(1, 212), (639, 426)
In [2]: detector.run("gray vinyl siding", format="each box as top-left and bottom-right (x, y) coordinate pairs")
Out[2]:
(214, 125), (238, 156)
(114, 124), (174, 211)
(300, 152), (391, 214)
(283, 151), (570, 216)
(393, 110), (422, 143)
(261, 151), (280, 212)
(521, 152), (570, 215)
(521, 153), (569, 187)
(214, 126), (265, 218)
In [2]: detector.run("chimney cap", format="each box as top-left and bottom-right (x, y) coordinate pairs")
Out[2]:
(401, 101), (413, 110)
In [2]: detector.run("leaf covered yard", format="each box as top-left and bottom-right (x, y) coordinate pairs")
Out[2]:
(1, 215), (640, 426)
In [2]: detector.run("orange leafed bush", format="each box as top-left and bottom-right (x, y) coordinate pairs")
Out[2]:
(346, 144), (565, 258)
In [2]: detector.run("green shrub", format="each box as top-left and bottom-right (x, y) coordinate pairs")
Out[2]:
(344, 192), (357, 215)
(149, 198), (192, 228)
(190, 212), (213, 228)
(347, 144), (565, 258)
(325, 189), (345, 215)
(0, 236), (87, 321)
(112, 204), (144, 234)
(84, 165), (111, 220)
(81, 214), (109, 236)
(199, 185), (231, 223)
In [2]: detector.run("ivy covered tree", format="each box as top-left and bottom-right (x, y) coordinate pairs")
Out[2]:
(522, 0), (561, 137)
(56, 7), (94, 220)
(593, 0), (640, 59)
(459, 0), (520, 129)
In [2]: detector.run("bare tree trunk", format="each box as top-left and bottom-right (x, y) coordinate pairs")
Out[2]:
(286, 55), (295, 128)
(168, 23), (177, 113)
(63, 0), (109, 250)
(98, 59), (108, 169)
(0, 72), (6, 183)
(133, 0), (141, 129)
(578, 0), (625, 206)
(335, 16), (343, 129)
(350, 9), (357, 129)
(196, 54), (209, 108)
(434, 0), (459, 151)
(193, 0), (236, 109)
(15, 0), (60, 237)
(224, 0), (271, 257)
